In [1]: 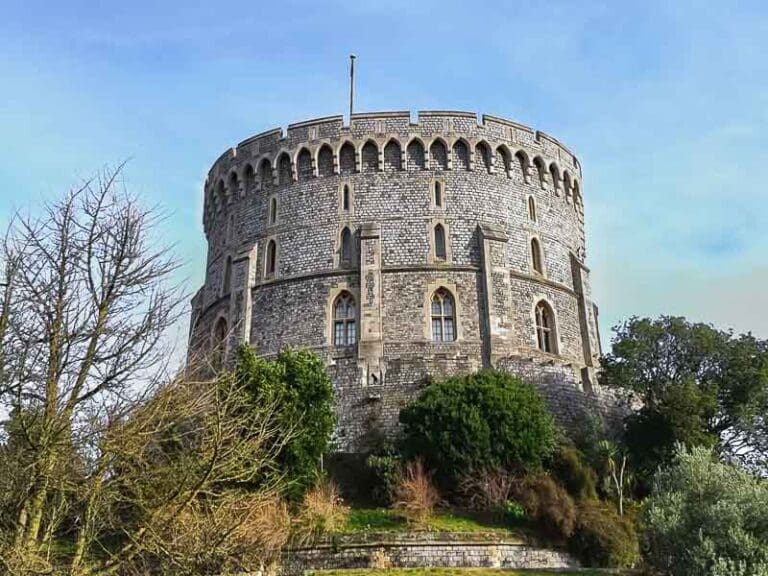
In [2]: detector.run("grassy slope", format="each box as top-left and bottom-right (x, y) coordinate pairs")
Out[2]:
(343, 508), (527, 536)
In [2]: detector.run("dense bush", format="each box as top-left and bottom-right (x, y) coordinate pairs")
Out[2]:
(365, 448), (401, 506)
(551, 446), (598, 501)
(569, 501), (639, 568)
(236, 346), (335, 499)
(399, 370), (556, 491)
(643, 445), (768, 576)
(513, 474), (576, 541)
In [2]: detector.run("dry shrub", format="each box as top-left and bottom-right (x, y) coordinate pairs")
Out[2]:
(461, 467), (516, 514)
(143, 490), (291, 575)
(294, 479), (350, 543)
(513, 473), (576, 541)
(394, 460), (441, 528)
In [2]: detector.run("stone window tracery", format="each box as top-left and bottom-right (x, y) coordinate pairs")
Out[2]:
(431, 288), (456, 343)
(333, 291), (357, 346)
(535, 301), (556, 354)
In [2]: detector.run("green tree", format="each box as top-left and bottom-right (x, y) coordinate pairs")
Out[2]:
(235, 346), (335, 499)
(601, 316), (768, 479)
(399, 369), (556, 491)
(643, 445), (768, 576)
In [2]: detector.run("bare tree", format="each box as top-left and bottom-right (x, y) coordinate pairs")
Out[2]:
(0, 165), (297, 575)
(0, 164), (183, 554)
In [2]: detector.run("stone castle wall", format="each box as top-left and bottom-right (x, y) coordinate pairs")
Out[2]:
(189, 110), (614, 451)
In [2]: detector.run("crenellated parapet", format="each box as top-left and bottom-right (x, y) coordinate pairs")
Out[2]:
(201, 111), (583, 235)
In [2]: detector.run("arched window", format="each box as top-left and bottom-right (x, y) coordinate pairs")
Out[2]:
(342, 184), (350, 212)
(431, 288), (456, 343)
(265, 240), (277, 277)
(340, 227), (353, 265)
(269, 197), (278, 225)
(531, 238), (543, 274)
(333, 292), (357, 346)
(434, 181), (443, 207)
(212, 316), (228, 369)
(434, 224), (447, 260)
(528, 196), (537, 222)
(223, 255), (232, 294)
(535, 301), (556, 353)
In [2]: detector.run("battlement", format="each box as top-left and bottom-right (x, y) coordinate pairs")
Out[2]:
(204, 110), (581, 189)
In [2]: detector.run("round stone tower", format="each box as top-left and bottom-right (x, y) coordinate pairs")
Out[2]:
(189, 111), (607, 451)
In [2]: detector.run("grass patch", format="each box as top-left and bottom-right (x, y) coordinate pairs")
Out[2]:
(343, 508), (526, 538)
(313, 569), (617, 576)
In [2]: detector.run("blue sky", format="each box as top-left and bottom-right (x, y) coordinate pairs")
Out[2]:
(1, 0), (767, 352)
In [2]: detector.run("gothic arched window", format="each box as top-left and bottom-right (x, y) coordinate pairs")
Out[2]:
(434, 181), (443, 207)
(342, 185), (350, 212)
(535, 301), (556, 353)
(269, 197), (278, 225)
(434, 224), (447, 261)
(528, 196), (537, 222)
(340, 227), (353, 265)
(333, 292), (357, 346)
(531, 238), (543, 274)
(431, 288), (456, 343)
(265, 240), (277, 277)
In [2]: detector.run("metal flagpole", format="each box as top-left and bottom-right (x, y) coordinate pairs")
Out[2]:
(349, 54), (356, 121)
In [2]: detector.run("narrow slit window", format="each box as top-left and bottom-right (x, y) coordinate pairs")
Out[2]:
(341, 227), (353, 265)
(434, 181), (442, 207)
(266, 240), (277, 276)
(434, 224), (446, 260)
(528, 196), (537, 222)
(342, 185), (350, 211)
(531, 238), (543, 274)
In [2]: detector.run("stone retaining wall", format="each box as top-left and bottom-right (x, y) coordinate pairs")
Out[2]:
(280, 533), (579, 575)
